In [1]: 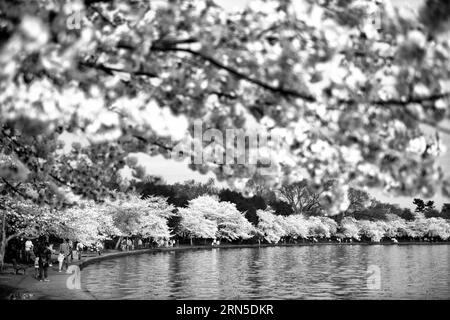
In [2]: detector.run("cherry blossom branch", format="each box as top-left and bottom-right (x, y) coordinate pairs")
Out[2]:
(80, 61), (158, 78)
(1, 128), (74, 188)
(132, 135), (174, 152)
(342, 92), (450, 107)
(1, 178), (33, 202)
(151, 45), (317, 102)
(99, 36), (450, 111)
(152, 44), (450, 108)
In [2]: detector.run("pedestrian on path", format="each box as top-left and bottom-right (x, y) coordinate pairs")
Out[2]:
(68, 240), (73, 261)
(36, 242), (51, 282)
(25, 239), (34, 264)
(59, 239), (70, 270)
(96, 241), (103, 256)
(33, 254), (39, 279)
(57, 252), (65, 272)
(76, 242), (84, 260)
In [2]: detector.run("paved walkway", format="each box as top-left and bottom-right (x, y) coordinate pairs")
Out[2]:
(0, 253), (100, 300)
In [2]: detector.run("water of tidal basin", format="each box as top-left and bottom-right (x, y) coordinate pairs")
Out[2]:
(82, 245), (450, 299)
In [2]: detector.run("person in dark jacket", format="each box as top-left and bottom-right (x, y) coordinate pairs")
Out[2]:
(36, 242), (52, 282)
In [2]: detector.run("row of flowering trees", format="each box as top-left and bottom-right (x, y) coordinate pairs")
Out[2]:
(50, 195), (450, 246)
(3, 191), (450, 267)
(256, 210), (450, 243)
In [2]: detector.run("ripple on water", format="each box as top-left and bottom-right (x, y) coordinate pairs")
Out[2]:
(82, 245), (450, 300)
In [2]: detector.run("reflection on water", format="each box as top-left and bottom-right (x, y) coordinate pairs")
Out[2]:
(82, 245), (450, 299)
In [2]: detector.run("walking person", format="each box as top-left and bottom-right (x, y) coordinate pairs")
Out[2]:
(33, 254), (40, 279)
(24, 239), (34, 264)
(68, 240), (73, 262)
(36, 242), (51, 282)
(59, 239), (70, 271)
(47, 243), (55, 267)
(96, 241), (103, 256)
(57, 252), (65, 272)
(76, 242), (84, 260)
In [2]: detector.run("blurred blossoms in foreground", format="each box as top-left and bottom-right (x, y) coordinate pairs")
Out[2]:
(0, 0), (450, 210)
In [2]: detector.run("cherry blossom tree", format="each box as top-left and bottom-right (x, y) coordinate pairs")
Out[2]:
(57, 199), (119, 244)
(405, 219), (427, 239)
(0, 197), (57, 267)
(283, 215), (309, 240)
(383, 217), (408, 238)
(177, 207), (218, 244)
(339, 217), (361, 241)
(109, 194), (173, 246)
(358, 220), (385, 242)
(0, 0), (449, 211)
(256, 208), (287, 243)
(320, 216), (339, 238)
(177, 195), (255, 242)
(307, 216), (338, 239)
(422, 217), (450, 240)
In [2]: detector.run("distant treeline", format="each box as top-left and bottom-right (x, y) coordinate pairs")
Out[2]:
(133, 177), (450, 223)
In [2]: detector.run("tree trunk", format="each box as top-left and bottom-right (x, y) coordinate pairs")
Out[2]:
(0, 210), (37, 269)
(0, 210), (6, 270)
(190, 237), (193, 246)
(114, 236), (123, 250)
(0, 240), (6, 271)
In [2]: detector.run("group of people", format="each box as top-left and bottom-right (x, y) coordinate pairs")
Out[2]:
(10, 236), (184, 281)
(155, 238), (176, 248)
(30, 240), (53, 282)
(120, 238), (141, 251)
(55, 240), (103, 272)
(119, 237), (177, 251)
(17, 238), (97, 282)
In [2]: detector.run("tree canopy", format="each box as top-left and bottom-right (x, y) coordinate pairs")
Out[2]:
(1, 0), (450, 264)
(1, 0), (450, 207)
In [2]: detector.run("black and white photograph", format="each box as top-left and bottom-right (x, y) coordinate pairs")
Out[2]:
(1, 0), (450, 309)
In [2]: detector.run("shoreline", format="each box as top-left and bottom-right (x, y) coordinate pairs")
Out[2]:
(2, 241), (450, 300)
(79, 240), (450, 270)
